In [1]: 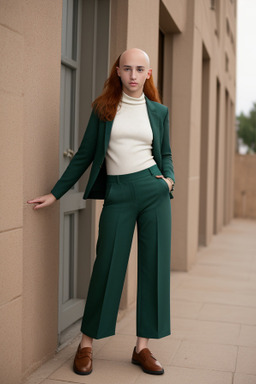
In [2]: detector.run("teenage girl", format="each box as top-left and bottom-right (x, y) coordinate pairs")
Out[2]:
(28, 48), (175, 376)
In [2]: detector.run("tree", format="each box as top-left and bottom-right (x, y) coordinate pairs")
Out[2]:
(237, 103), (256, 153)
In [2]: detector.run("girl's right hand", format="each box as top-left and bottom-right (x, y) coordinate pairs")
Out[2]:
(27, 193), (57, 210)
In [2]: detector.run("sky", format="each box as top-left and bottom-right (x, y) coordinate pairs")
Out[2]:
(236, 0), (256, 115)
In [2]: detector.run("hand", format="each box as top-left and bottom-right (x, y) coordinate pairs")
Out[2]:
(155, 175), (173, 192)
(27, 193), (56, 210)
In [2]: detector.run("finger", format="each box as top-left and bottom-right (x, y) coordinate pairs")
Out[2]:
(27, 198), (43, 204)
(33, 202), (46, 210)
(28, 200), (41, 205)
(155, 175), (164, 179)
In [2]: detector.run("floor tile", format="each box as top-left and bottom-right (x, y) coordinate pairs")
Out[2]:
(133, 366), (232, 384)
(172, 287), (256, 308)
(171, 340), (237, 371)
(189, 263), (251, 281)
(198, 247), (254, 262)
(24, 377), (45, 384)
(239, 325), (256, 347)
(171, 317), (240, 345)
(95, 333), (181, 365)
(233, 372), (256, 384)
(23, 339), (80, 384)
(236, 346), (256, 375)
(94, 333), (136, 361)
(41, 380), (76, 384)
(198, 303), (256, 325)
(179, 275), (256, 293)
(171, 299), (203, 319)
(145, 336), (181, 365)
(50, 358), (140, 384)
(170, 272), (189, 289)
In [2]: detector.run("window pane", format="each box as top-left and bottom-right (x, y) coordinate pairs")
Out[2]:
(61, 0), (78, 60)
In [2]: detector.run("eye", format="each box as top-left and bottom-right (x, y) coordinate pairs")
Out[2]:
(137, 68), (144, 72)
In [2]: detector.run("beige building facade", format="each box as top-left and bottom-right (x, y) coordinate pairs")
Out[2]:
(0, 0), (236, 382)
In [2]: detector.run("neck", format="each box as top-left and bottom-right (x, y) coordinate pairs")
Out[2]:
(122, 89), (143, 98)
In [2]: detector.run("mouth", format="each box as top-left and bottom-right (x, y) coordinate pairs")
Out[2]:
(129, 82), (138, 86)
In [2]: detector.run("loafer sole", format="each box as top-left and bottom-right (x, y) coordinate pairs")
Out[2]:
(73, 364), (92, 375)
(132, 359), (164, 375)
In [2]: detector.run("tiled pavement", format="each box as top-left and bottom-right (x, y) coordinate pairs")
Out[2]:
(24, 219), (256, 384)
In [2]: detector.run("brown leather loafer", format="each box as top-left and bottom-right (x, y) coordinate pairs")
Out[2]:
(131, 347), (164, 375)
(73, 344), (93, 375)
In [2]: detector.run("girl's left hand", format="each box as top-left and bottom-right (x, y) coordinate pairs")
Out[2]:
(155, 175), (173, 192)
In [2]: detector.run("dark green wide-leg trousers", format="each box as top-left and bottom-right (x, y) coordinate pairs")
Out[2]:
(81, 164), (172, 339)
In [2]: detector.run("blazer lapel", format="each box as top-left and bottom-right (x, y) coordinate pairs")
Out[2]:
(145, 97), (160, 159)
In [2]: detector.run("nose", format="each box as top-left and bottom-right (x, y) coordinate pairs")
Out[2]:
(131, 69), (136, 79)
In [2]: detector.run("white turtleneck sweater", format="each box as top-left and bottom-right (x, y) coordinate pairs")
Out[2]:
(105, 92), (156, 175)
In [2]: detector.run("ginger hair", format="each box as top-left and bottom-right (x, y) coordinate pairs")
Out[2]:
(92, 55), (161, 121)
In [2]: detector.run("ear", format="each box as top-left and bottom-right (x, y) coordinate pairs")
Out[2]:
(116, 66), (121, 77)
(146, 68), (152, 79)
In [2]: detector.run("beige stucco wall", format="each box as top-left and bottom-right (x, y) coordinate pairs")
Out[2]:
(168, 0), (236, 270)
(0, 1), (62, 382)
(234, 154), (256, 219)
(22, 1), (62, 376)
(0, 1), (24, 382)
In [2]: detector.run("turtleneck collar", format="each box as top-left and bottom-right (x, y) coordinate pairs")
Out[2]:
(121, 91), (145, 105)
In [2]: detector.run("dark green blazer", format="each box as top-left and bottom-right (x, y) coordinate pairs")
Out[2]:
(51, 97), (175, 200)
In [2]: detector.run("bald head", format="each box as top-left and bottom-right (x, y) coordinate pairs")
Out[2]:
(119, 48), (151, 68)
(116, 48), (152, 98)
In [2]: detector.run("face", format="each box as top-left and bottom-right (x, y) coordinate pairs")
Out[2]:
(117, 49), (152, 98)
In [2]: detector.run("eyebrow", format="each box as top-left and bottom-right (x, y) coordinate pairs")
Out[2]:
(123, 65), (145, 69)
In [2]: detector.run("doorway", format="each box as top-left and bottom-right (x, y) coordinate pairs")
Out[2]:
(198, 44), (210, 246)
(58, 0), (110, 343)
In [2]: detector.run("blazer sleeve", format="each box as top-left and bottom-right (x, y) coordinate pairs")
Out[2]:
(51, 110), (99, 199)
(161, 108), (175, 183)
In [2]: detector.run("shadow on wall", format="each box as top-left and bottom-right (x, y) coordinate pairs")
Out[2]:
(234, 154), (256, 219)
